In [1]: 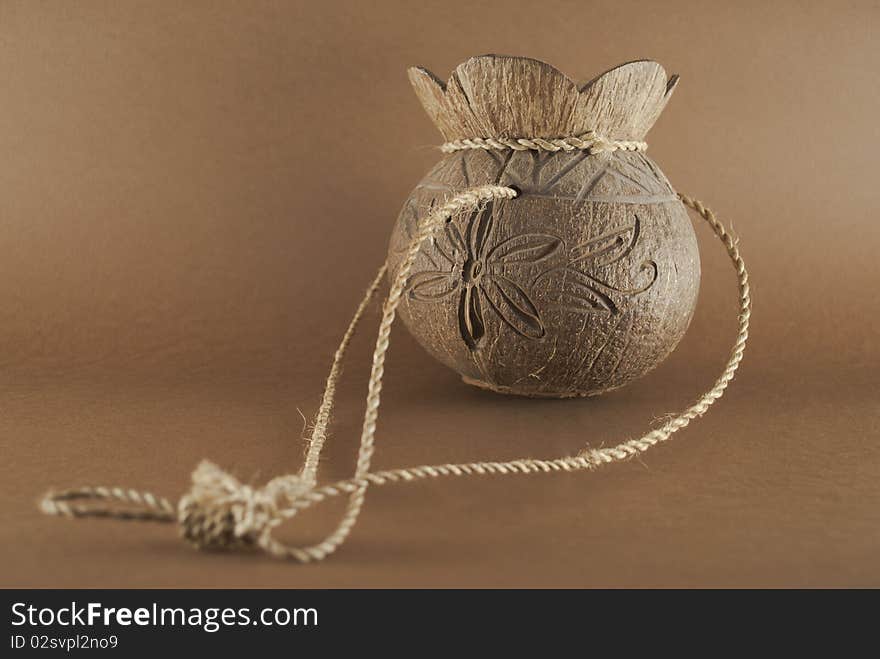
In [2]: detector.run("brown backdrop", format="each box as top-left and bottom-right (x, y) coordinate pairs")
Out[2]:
(1, 0), (877, 587)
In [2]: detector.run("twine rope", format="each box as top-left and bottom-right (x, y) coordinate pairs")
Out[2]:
(440, 131), (648, 154)
(39, 150), (749, 563)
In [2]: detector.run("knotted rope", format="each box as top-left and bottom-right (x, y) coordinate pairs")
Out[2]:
(39, 140), (750, 563)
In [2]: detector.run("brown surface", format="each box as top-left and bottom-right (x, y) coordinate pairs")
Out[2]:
(0, 1), (877, 587)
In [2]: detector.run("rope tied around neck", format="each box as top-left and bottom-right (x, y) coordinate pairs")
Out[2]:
(39, 141), (751, 563)
(440, 131), (648, 154)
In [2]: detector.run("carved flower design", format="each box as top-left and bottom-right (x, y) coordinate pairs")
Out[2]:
(405, 201), (561, 350)
(537, 215), (659, 315)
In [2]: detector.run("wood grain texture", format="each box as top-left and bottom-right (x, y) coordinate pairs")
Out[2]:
(389, 57), (699, 397)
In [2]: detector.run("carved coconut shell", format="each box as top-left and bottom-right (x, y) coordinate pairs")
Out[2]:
(387, 56), (700, 397)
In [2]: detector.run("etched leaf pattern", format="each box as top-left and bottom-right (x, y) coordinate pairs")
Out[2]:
(568, 222), (639, 268)
(407, 271), (459, 300)
(482, 276), (545, 339)
(487, 234), (561, 266)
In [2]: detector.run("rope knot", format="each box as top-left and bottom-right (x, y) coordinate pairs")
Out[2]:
(177, 460), (311, 551)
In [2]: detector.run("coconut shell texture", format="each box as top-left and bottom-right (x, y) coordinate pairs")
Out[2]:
(387, 56), (700, 397)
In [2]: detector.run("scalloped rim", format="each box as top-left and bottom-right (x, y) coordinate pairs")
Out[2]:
(408, 55), (679, 143)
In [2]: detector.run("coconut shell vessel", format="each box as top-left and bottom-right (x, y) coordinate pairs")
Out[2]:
(387, 56), (700, 397)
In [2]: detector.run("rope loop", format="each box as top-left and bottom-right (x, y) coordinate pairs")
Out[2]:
(38, 143), (749, 564)
(39, 486), (174, 522)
